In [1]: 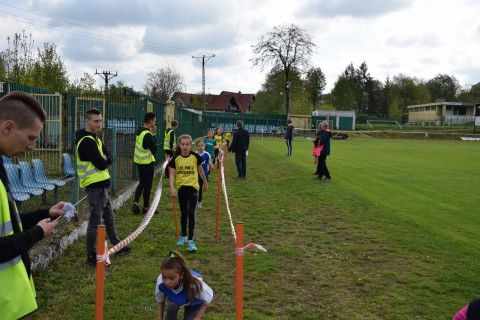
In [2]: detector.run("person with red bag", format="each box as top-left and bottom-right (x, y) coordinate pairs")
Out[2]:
(313, 121), (332, 181)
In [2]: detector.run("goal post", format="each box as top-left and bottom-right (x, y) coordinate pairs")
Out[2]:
(366, 120), (402, 130)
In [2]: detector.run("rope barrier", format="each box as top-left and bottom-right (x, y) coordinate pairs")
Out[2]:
(107, 161), (168, 256)
(217, 149), (237, 241)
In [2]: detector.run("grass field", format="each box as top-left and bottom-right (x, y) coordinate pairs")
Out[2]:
(28, 135), (480, 319)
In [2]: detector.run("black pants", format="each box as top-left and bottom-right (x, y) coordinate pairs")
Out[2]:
(198, 179), (204, 203)
(178, 186), (198, 240)
(235, 151), (247, 178)
(316, 155), (331, 179)
(134, 163), (154, 208)
(285, 138), (292, 155)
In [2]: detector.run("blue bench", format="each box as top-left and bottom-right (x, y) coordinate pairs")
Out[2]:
(4, 164), (42, 211)
(19, 161), (57, 204)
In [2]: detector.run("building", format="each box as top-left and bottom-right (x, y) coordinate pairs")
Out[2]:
(171, 91), (255, 114)
(312, 110), (356, 130)
(407, 102), (476, 125)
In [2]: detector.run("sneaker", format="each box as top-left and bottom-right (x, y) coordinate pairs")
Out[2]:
(176, 236), (187, 246)
(188, 240), (197, 252)
(86, 254), (96, 266)
(197, 202), (202, 209)
(324, 178), (332, 182)
(132, 203), (140, 214)
(115, 246), (132, 257)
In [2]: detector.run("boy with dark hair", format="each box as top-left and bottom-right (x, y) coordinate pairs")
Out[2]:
(163, 120), (179, 178)
(76, 108), (131, 266)
(132, 112), (157, 214)
(285, 119), (294, 156)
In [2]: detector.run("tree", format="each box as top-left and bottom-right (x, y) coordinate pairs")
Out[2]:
(143, 64), (184, 102)
(304, 67), (326, 111)
(1, 31), (35, 83)
(251, 23), (316, 119)
(68, 72), (101, 94)
(31, 43), (69, 91)
(426, 74), (460, 101)
(342, 62), (374, 113)
(330, 76), (356, 110)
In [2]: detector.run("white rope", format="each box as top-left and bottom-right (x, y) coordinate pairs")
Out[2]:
(218, 150), (237, 241)
(108, 161), (168, 256)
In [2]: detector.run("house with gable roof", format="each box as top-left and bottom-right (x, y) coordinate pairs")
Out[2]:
(172, 91), (254, 113)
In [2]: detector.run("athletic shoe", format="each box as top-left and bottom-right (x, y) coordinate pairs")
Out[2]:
(86, 254), (96, 266)
(115, 246), (132, 256)
(176, 236), (187, 246)
(188, 241), (197, 252)
(324, 178), (332, 182)
(132, 203), (140, 214)
(197, 202), (202, 209)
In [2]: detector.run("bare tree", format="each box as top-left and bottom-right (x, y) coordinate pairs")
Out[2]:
(251, 23), (316, 119)
(143, 63), (185, 102)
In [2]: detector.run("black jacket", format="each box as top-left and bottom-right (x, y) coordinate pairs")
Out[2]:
(285, 124), (294, 140)
(228, 127), (249, 153)
(0, 158), (50, 277)
(136, 127), (157, 157)
(75, 129), (112, 188)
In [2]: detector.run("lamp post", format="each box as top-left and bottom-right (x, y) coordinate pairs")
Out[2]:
(285, 81), (291, 120)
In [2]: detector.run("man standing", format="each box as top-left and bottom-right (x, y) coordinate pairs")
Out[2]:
(285, 119), (294, 156)
(163, 120), (178, 178)
(228, 120), (249, 180)
(76, 108), (131, 266)
(132, 112), (157, 214)
(0, 92), (67, 319)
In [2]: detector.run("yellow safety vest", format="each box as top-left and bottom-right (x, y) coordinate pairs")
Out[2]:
(163, 129), (176, 151)
(76, 135), (111, 188)
(0, 180), (38, 319)
(133, 130), (155, 164)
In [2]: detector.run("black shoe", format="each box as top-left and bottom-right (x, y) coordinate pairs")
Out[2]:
(86, 254), (96, 266)
(143, 207), (158, 214)
(132, 204), (140, 214)
(115, 246), (132, 256)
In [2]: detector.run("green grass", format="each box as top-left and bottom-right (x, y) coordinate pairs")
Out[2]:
(27, 136), (480, 319)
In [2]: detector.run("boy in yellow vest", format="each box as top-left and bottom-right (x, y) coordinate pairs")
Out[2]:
(0, 92), (67, 319)
(76, 108), (131, 266)
(132, 112), (157, 214)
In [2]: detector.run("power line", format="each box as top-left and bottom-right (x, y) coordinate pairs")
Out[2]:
(0, 3), (190, 55)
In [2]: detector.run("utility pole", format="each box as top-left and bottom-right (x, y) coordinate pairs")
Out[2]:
(192, 54), (215, 112)
(95, 69), (118, 96)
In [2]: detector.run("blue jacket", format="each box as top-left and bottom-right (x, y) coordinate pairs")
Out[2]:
(315, 129), (332, 156)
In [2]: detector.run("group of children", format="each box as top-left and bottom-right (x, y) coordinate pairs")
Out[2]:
(157, 127), (233, 319)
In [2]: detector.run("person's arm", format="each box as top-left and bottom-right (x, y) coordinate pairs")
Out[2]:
(228, 132), (237, 152)
(169, 131), (175, 150)
(0, 203), (65, 263)
(198, 164), (208, 192)
(78, 137), (109, 170)
(157, 302), (164, 320)
(169, 158), (177, 198)
(143, 131), (158, 155)
(193, 279), (213, 319)
(245, 130), (250, 150)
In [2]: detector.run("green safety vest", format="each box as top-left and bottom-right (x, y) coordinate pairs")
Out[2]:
(163, 129), (176, 151)
(133, 130), (155, 164)
(0, 180), (38, 319)
(76, 135), (111, 188)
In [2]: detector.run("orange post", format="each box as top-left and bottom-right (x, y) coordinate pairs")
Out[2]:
(216, 157), (221, 241)
(235, 222), (244, 320)
(94, 225), (106, 320)
(172, 198), (179, 238)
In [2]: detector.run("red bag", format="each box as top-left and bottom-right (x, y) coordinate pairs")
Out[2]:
(312, 143), (323, 164)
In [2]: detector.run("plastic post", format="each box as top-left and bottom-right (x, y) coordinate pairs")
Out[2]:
(235, 222), (244, 320)
(95, 225), (106, 320)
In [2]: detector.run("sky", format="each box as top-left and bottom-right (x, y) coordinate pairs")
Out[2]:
(0, 0), (479, 95)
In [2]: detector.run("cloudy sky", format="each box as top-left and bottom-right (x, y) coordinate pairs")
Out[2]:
(0, 0), (479, 95)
